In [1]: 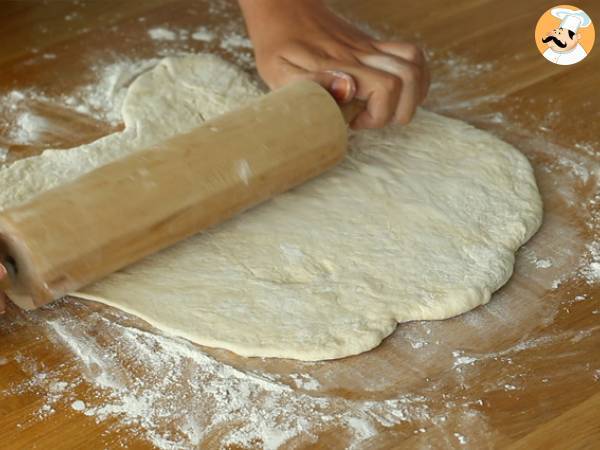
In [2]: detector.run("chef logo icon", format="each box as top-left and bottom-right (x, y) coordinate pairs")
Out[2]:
(535, 5), (595, 65)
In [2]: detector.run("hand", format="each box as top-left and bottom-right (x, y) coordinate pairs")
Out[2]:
(0, 263), (6, 315)
(239, 0), (429, 129)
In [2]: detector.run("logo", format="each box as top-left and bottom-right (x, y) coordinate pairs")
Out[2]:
(535, 5), (595, 65)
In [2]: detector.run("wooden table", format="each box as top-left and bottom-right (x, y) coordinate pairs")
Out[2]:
(1, 1), (599, 448)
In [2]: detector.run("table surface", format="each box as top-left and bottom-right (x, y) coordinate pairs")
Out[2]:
(0, 1), (599, 449)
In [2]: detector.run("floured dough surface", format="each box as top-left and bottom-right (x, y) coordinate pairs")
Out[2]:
(0, 55), (542, 360)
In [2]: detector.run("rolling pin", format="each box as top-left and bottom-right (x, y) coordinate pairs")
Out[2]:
(0, 81), (363, 310)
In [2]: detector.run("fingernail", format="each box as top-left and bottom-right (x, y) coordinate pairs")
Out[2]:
(331, 77), (351, 103)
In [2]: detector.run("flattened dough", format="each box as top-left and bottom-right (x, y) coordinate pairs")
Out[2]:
(0, 55), (542, 360)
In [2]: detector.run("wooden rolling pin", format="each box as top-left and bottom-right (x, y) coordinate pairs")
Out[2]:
(0, 81), (363, 310)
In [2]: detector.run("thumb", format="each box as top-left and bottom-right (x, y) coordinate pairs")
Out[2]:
(304, 70), (357, 104)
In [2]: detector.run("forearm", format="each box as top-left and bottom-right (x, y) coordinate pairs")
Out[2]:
(239, 0), (326, 43)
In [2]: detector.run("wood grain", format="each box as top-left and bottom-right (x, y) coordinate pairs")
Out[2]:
(0, 0), (599, 449)
(506, 392), (600, 450)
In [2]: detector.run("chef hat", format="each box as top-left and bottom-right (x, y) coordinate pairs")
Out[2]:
(551, 8), (592, 33)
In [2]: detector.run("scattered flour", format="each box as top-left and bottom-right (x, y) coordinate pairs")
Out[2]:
(0, 58), (160, 134)
(71, 400), (86, 411)
(580, 242), (600, 284)
(454, 432), (468, 444)
(217, 31), (254, 67)
(0, 147), (8, 162)
(220, 32), (253, 51)
(9, 112), (51, 144)
(452, 351), (478, 369)
(148, 27), (178, 41)
(558, 156), (590, 183)
(289, 373), (322, 391)
(535, 258), (552, 269)
(65, 58), (161, 125)
(32, 311), (433, 449)
(191, 26), (216, 42)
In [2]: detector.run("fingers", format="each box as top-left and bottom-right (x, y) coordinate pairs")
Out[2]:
(335, 62), (403, 129)
(281, 48), (404, 128)
(356, 53), (421, 125)
(373, 41), (430, 103)
(259, 40), (429, 129)
(260, 56), (357, 104)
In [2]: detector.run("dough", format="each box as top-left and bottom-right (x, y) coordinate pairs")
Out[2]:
(0, 55), (542, 361)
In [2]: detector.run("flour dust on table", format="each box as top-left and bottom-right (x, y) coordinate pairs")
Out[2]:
(0, 54), (543, 360)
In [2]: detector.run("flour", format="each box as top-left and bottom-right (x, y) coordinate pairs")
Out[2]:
(220, 31), (253, 50)
(27, 309), (435, 450)
(344, 417), (377, 449)
(9, 112), (51, 144)
(289, 373), (322, 391)
(0, 58), (160, 136)
(1, 352), (81, 422)
(191, 26), (216, 42)
(146, 24), (252, 68)
(454, 432), (468, 444)
(452, 351), (478, 369)
(425, 50), (498, 113)
(148, 27), (178, 41)
(71, 400), (86, 411)
(47, 320), (123, 391)
(65, 58), (161, 125)
(535, 258), (553, 269)
(217, 31), (255, 68)
(581, 242), (600, 284)
(558, 156), (590, 183)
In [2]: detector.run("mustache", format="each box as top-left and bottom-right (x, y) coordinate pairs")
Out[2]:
(542, 35), (567, 48)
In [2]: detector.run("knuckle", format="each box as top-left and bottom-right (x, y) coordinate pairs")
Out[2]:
(376, 73), (401, 94)
(400, 63), (421, 83)
(405, 44), (424, 63)
(369, 107), (393, 128)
